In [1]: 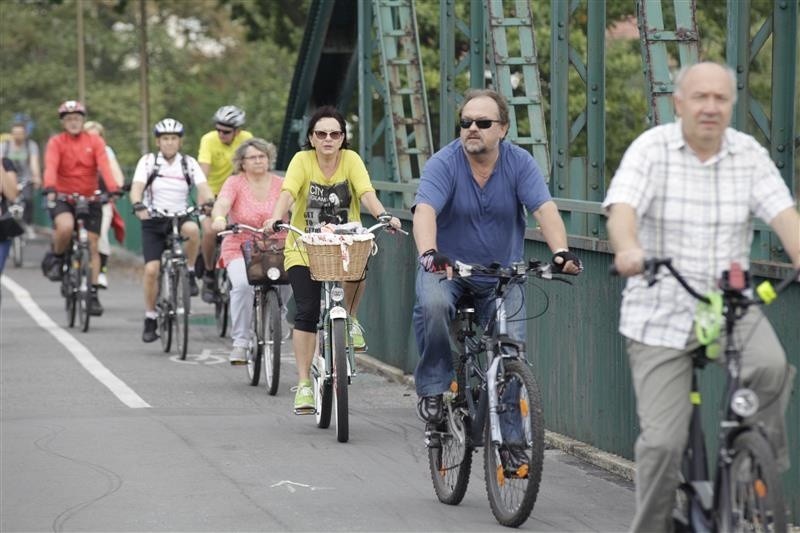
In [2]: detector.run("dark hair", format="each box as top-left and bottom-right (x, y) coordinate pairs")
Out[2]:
(302, 105), (349, 150)
(458, 89), (510, 125)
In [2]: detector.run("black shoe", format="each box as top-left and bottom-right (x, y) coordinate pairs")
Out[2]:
(43, 254), (64, 282)
(89, 292), (104, 316)
(188, 271), (199, 297)
(142, 317), (158, 343)
(499, 443), (529, 472)
(416, 394), (444, 423)
(201, 274), (217, 304)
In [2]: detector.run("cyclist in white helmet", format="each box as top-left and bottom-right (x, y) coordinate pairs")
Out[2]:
(197, 105), (253, 303)
(129, 118), (212, 343)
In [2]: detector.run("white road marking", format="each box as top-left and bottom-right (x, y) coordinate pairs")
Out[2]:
(270, 480), (334, 492)
(169, 349), (227, 365)
(2, 276), (151, 409)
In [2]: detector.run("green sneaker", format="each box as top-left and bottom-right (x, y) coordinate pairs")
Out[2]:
(293, 379), (314, 413)
(349, 317), (367, 352)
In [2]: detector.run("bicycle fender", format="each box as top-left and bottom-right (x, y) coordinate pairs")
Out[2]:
(330, 306), (347, 320)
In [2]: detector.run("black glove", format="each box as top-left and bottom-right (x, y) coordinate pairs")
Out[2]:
(551, 250), (582, 273)
(419, 249), (452, 273)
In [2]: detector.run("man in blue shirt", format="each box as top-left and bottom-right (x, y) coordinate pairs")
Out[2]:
(412, 89), (581, 424)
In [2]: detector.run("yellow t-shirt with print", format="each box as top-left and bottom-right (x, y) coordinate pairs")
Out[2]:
(282, 149), (376, 270)
(197, 129), (253, 194)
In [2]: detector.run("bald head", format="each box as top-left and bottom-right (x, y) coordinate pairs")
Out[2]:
(674, 62), (737, 103)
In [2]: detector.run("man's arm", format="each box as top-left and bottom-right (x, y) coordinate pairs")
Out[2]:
(606, 203), (645, 276)
(43, 137), (59, 191)
(533, 200), (582, 274)
(768, 206), (800, 268)
(412, 203), (438, 255)
(196, 182), (213, 207)
(199, 163), (211, 178)
(29, 143), (42, 187)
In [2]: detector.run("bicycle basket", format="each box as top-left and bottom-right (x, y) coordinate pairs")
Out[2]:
(300, 233), (374, 281)
(241, 238), (289, 285)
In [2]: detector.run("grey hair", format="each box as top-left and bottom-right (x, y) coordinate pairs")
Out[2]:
(232, 137), (278, 172)
(673, 62), (738, 103)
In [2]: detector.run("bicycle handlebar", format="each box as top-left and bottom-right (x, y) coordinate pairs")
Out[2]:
(453, 259), (575, 284)
(149, 205), (197, 219)
(273, 220), (405, 237)
(217, 223), (268, 238)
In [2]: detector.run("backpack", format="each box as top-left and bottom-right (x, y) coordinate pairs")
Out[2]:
(144, 152), (194, 190)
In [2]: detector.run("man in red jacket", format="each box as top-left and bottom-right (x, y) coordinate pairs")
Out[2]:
(42, 100), (120, 316)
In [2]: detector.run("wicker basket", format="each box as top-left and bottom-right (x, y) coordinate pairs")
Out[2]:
(302, 235), (374, 281)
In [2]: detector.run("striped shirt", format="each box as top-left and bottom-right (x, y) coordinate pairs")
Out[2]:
(603, 121), (795, 349)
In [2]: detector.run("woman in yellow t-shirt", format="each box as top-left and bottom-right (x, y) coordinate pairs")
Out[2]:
(265, 106), (400, 413)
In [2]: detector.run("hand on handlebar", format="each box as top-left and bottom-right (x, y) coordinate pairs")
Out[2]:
(611, 248), (646, 277)
(419, 249), (452, 273)
(211, 216), (227, 233)
(551, 250), (584, 275)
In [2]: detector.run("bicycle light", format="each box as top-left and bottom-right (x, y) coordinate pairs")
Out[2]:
(330, 287), (345, 302)
(267, 267), (281, 281)
(731, 388), (759, 418)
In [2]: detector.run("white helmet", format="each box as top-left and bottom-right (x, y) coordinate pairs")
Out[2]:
(153, 118), (184, 137)
(213, 105), (246, 128)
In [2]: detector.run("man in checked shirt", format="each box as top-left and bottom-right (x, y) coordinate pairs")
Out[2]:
(603, 62), (799, 532)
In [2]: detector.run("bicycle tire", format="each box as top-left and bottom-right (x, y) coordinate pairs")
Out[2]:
(314, 330), (333, 428)
(428, 396), (473, 505)
(331, 317), (348, 443)
(717, 430), (786, 533)
(77, 247), (91, 333)
(174, 267), (190, 359)
(263, 289), (281, 396)
(248, 290), (264, 386)
(484, 358), (544, 528)
(215, 269), (229, 337)
(12, 235), (23, 267)
(64, 257), (76, 328)
(158, 265), (172, 353)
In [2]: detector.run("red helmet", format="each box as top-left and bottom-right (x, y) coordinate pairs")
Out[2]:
(58, 100), (87, 118)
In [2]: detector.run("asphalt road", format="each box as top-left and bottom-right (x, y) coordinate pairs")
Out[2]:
(1, 236), (635, 532)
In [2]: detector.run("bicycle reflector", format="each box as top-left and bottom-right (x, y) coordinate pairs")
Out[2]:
(756, 280), (777, 304)
(695, 291), (723, 359)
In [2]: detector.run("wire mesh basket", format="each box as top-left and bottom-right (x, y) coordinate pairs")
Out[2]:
(301, 234), (375, 281)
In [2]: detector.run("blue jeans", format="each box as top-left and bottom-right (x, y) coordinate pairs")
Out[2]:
(412, 267), (526, 397)
(0, 240), (10, 275)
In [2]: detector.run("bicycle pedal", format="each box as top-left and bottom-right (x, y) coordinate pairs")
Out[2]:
(293, 407), (316, 416)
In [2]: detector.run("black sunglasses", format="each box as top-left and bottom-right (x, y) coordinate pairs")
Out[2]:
(459, 118), (500, 129)
(216, 127), (235, 135)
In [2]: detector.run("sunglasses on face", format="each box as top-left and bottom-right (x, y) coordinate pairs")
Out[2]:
(459, 118), (500, 129)
(313, 130), (344, 140)
(216, 127), (234, 135)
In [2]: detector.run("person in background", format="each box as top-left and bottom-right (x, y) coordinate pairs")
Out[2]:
(129, 118), (211, 342)
(83, 120), (126, 289)
(42, 100), (120, 316)
(604, 62), (799, 532)
(197, 105), (252, 303)
(0, 122), (41, 238)
(0, 157), (20, 279)
(210, 138), (285, 364)
(264, 105), (401, 414)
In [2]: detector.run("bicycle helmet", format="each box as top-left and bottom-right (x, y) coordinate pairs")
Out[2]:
(153, 118), (185, 137)
(58, 100), (86, 118)
(213, 105), (246, 128)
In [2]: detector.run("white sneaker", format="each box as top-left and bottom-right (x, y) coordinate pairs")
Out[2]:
(25, 226), (36, 240)
(229, 346), (248, 365)
(97, 272), (108, 289)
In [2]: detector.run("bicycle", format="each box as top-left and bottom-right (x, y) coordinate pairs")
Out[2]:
(210, 239), (231, 338)
(275, 219), (401, 443)
(424, 259), (572, 527)
(51, 192), (104, 332)
(611, 258), (797, 533)
(216, 224), (287, 395)
(8, 191), (25, 268)
(152, 206), (196, 360)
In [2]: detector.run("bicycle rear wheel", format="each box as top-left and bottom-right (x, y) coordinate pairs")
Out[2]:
(428, 397), (473, 505)
(717, 431), (786, 533)
(77, 248), (91, 333)
(263, 288), (281, 396)
(174, 267), (190, 359)
(331, 317), (348, 443)
(12, 235), (23, 267)
(158, 266), (172, 353)
(215, 269), (229, 337)
(484, 359), (544, 528)
(248, 290), (264, 386)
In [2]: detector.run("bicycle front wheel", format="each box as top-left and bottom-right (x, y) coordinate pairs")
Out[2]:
(717, 430), (786, 533)
(64, 264), (76, 328)
(77, 247), (92, 333)
(158, 267), (172, 353)
(484, 359), (544, 528)
(215, 269), (229, 337)
(314, 330), (332, 428)
(248, 290), (264, 386)
(12, 235), (23, 267)
(263, 289), (281, 396)
(174, 267), (190, 360)
(331, 317), (349, 443)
